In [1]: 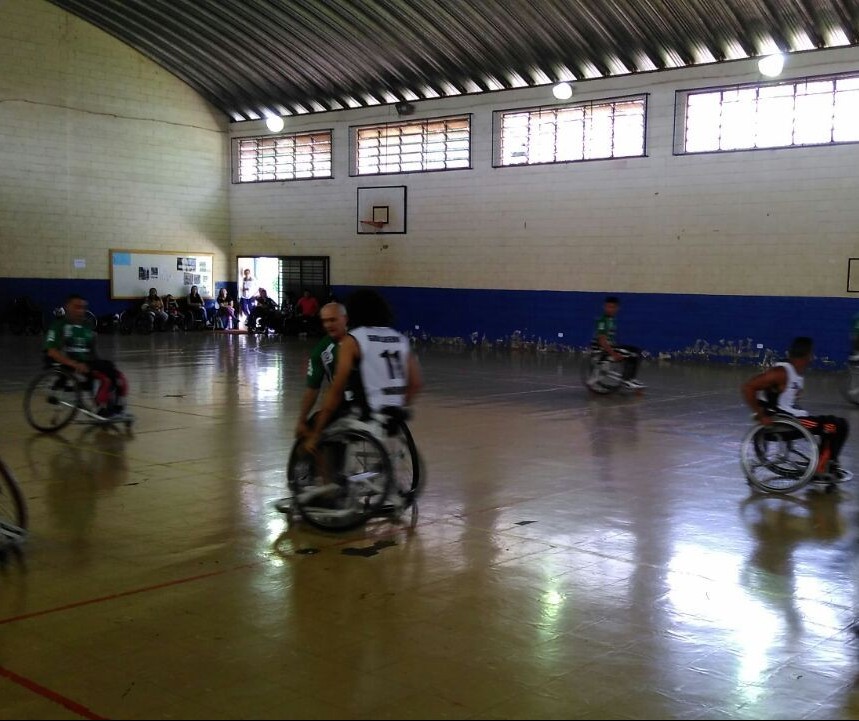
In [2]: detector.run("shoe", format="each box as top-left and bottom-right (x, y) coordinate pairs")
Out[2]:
(273, 497), (291, 514)
(623, 379), (644, 389)
(96, 407), (112, 420)
(829, 462), (852, 482)
(379, 490), (405, 515)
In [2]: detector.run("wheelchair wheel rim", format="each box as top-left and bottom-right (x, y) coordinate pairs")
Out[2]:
(741, 420), (818, 493)
(24, 370), (80, 432)
(288, 430), (392, 531)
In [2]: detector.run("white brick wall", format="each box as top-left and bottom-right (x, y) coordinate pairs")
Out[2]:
(230, 46), (859, 298)
(2, 0), (856, 299)
(0, 0), (230, 283)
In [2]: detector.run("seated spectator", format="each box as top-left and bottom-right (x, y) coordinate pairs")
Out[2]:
(215, 288), (237, 330)
(296, 288), (321, 335)
(282, 291), (297, 318)
(296, 288), (320, 320)
(246, 288), (278, 333)
(142, 288), (168, 331)
(271, 290), (298, 335)
(163, 294), (184, 331)
(186, 285), (209, 327)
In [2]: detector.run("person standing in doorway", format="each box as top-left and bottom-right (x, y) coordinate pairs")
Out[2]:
(239, 268), (255, 321)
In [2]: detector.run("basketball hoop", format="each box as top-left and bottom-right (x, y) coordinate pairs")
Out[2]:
(360, 219), (385, 232)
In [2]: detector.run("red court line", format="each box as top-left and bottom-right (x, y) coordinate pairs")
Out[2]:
(0, 521), (429, 627)
(0, 665), (107, 720)
(0, 562), (259, 625)
(0, 533), (421, 717)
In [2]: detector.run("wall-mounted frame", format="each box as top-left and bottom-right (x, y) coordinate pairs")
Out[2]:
(357, 185), (407, 234)
(849, 258), (859, 292)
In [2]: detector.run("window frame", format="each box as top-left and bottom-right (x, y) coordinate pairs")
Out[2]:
(492, 94), (649, 169)
(350, 114), (473, 177)
(231, 129), (333, 184)
(674, 70), (859, 155)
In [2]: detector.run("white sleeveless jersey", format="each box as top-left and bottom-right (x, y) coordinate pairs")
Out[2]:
(350, 326), (411, 412)
(759, 361), (808, 417)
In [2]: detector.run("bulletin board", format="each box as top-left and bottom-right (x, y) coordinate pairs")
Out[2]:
(109, 249), (214, 300)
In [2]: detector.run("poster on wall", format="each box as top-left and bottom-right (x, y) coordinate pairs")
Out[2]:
(110, 249), (215, 299)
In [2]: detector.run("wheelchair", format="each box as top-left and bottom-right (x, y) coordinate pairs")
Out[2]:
(23, 366), (134, 433)
(580, 347), (637, 394)
(119, 306), (155, 334)
(0, 458), (27, 550)
(285, 408), (422, 532)
(740, 414), (852, 494)
(844, 361), (859, 405)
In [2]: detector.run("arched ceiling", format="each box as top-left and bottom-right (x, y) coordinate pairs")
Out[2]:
(47, 0), (859, 122)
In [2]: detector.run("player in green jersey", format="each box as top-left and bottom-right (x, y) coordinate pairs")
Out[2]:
(45, 294), (129, 417)
(592, 296), (643, 390)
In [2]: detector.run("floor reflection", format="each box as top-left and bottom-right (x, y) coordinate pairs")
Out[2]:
(0, 333), (858, 719)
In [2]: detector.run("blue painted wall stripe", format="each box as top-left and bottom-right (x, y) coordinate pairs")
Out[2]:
(1, 278), (854, 364)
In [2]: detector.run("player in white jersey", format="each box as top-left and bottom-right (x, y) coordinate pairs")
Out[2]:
(743, 336), (849, 478)
(348, 326), (412, 413)
(305, 288), (421, 452)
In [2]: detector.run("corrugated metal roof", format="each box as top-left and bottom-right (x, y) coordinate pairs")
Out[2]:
(47, 0), (859, 122)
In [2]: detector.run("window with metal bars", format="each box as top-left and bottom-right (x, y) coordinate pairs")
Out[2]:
(278, 256), (329, 306)
(495, 96), (646, 167)
(232, 131), (332, 183)
(678, 73), (859, 153)
(352, 115), (471, 176)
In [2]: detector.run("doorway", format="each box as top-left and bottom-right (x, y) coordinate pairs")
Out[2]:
(236, 256), (330, 318)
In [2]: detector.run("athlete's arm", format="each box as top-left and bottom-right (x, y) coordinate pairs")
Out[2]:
(306, 335), (359, 450)
(742, 366), (787, 424)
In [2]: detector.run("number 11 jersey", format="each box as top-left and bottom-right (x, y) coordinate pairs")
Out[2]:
(349, 326), (411, 412)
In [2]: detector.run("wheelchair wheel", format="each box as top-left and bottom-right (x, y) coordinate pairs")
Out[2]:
(580, 353), (622, 395)
(0, 459), (27, 545)
(135, 313), (154, 334)
(843, 364), (859, 406)
(287, 429), (393, 532)
(24, 368), (81, 433)
(80, 310), (98, 332)
(740, 418), (818, 494)
(388, 418), (421, 509)
(118, 311), (135, 335)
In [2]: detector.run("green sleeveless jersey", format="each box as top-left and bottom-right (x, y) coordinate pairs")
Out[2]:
(594, 314), (617, 344)
(306, 336), (337, 389)
(44, 318), (94, 362)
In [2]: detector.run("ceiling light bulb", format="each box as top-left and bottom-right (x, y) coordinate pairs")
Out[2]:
(552, 81), (573, 100)
(758, 53), (785, 77)
(265, 115), (285, 133)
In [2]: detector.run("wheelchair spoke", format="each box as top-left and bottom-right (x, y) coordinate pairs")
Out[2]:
(741, 418), (818, 494)
(287, 428), (393, 531)
(24, 368), (81, 433)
